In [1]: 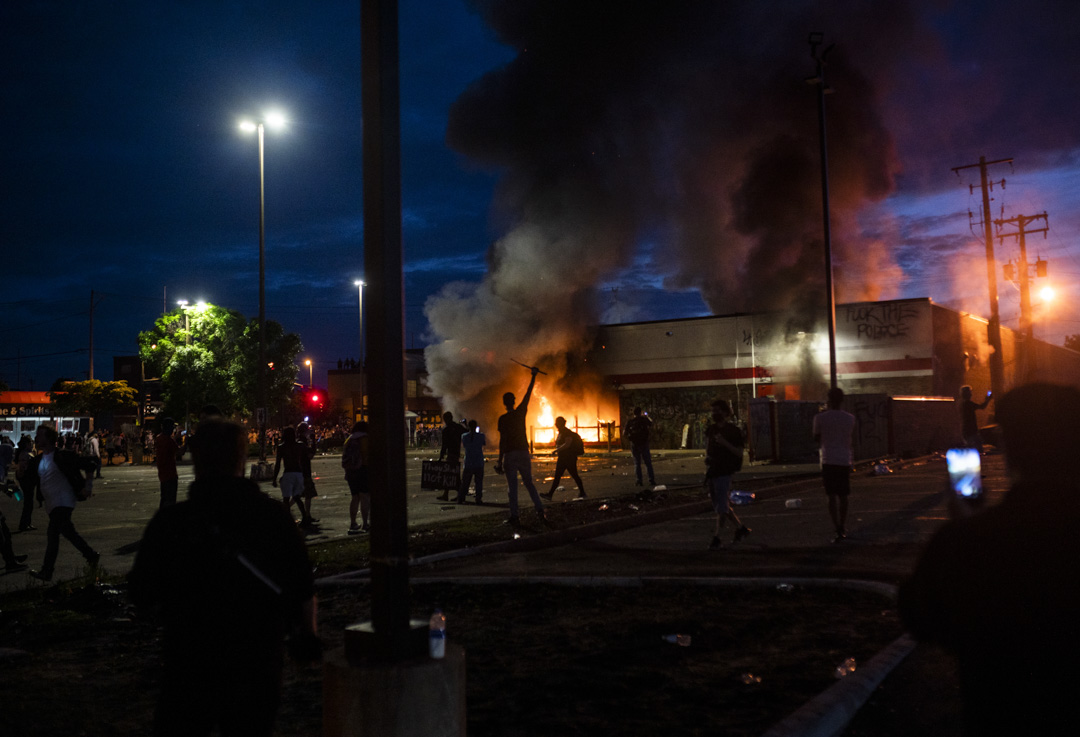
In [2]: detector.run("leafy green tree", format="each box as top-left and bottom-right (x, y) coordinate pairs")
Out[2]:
(49, 380), (138, 418)
(137, 303), (302, 423)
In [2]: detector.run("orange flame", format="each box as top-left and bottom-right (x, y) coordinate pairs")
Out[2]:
(530, 387), (617, 446)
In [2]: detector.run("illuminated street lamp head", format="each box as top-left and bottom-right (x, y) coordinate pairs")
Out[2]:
(177, 299), (188, 308)
(265, 111), (286, 129)
(239, 111), (287, 134)
(305, 359), (311, 367)
(354, 280), (365, 287)
(1041, 285), (1055, 302)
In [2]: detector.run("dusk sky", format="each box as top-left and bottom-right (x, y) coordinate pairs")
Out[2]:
(4, 0), (1080, 398)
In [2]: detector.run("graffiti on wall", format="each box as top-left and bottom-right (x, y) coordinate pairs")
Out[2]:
(845, 303), (921, 342)
(850, 394), (889, 459)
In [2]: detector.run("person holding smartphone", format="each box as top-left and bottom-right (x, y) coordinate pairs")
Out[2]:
(900, 383), (1080, 735)
(959, 385), (992, 453)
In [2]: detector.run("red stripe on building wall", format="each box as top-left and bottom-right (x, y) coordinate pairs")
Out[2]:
(610, 357), (932, 386)
(0, 391), (53, 405)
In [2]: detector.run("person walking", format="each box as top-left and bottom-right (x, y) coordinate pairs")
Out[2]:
(496, 366), (546, 526)
(128, 418), (318, 737)
(704, 399), (750, 550)
(22, 425), (100, 582)
(543, 416), (586, 500)
(342, 421), (370, 534)
(155, 419), (181, 509)
(456, 420), (486, 505)
(624, 407), (656, 487)
(812, 387), (856, 543)
(271, 426), (306, 525)
(436, 411), (467, 501)
(296, 422), (317, 528)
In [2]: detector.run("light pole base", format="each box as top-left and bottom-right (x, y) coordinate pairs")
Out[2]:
(323, 643), (466, 737)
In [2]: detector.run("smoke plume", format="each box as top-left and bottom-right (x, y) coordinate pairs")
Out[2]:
(425, 0), (928, 416)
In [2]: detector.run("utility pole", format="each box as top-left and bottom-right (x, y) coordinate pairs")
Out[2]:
(995, 211), (1049, 380)
(89, 290), (95, 381)
(952, 155), (1012, 400)
(807, 32), (838, 391)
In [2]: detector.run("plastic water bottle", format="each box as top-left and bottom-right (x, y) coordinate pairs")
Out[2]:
(429, 608), (446, 659)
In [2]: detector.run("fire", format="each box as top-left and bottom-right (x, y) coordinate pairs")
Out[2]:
(529, 387), (618, 447)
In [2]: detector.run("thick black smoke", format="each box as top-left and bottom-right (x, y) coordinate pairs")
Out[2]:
(424, 0), (929, 413)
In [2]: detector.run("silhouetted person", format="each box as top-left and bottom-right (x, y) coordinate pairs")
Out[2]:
(813, 387), (856, 542)
(342, 421), (370, 534)
(704, 399), (749, 549)
(129, 419), (317, 737)
(456, 420), (486, 505)
(543, 416), (586, 500)
(900, 383), (1080, 735)
(959, 384), (992, 452)
(624, 407), (655, 487)
(271, 426), (307, 524)
(155, 418), (181, 508)
(497, 366), (545, 526)
(436, 411), (467, 501)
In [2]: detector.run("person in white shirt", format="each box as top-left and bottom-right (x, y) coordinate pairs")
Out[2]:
(812, 387), (856, 543)
(22, 425), (99, 581)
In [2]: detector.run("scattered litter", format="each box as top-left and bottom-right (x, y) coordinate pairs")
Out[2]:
(784, 499), (803, 509)
(662, 634), (691, 646)
(776, 583), (795, 592)
(598, 504), (609, 511)
(729, 490), (755, 505)
(833, 657), (857, 678)
(556, 486), (565, 492)
(872, 463), (893, 475)
(653, 484), (668, 491)
(628, 504), (639, 511)
(740, 673), (762, 685)
(512, 533), (521, 540)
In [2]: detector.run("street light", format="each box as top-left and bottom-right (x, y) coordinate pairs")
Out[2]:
(354, 279), (365, 421)
(305, 358), (313, 388)
(239, 111), (287, 465)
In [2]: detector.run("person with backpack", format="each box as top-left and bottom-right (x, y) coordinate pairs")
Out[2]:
(544, 416), (587, 500)
(341, 421), (370, 534)
(21, 424), (100, 581)
(623, 406), (656, 487)
(704, 399), (751, 550)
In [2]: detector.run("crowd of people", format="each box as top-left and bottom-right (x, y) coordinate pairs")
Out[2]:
(3, 374), (1067, 734)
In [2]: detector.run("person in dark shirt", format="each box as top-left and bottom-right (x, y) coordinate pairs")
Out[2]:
(496, 366), (545, 526)
(129, 419), (317, 737)
(623, 407), (656, 487)
(437, 412), (467, 501)
(154, 418), (180, 508)
(959, 384), (991, 452)
(704, 399), (750, 550)
(900, 382), (1080, 735)
(543, 416), (586, 500)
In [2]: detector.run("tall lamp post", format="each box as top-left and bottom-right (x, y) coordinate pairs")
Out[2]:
(354, 279), (365, 421)
(305, 358), (313, 388)
(240, 111), (286, 464)
(807, 33), (838, 391)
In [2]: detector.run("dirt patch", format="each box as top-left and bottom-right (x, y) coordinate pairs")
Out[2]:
(1, 579), (901, 736)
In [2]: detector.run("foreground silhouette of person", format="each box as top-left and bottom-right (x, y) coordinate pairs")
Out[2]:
(497, 366), (545, 526)
(900, 383), (1080, 735)
(129, 419), (317, 737)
